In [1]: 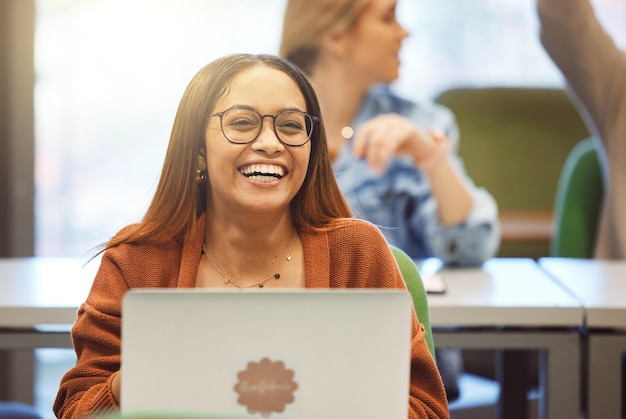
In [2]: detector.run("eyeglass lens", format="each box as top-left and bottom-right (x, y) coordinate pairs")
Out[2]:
(220, 108), (313, 145)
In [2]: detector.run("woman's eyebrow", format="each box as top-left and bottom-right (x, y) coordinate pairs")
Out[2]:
(224, 105), (307, 113)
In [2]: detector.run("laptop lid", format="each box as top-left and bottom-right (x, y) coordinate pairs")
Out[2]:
(121, 289), (413, 419)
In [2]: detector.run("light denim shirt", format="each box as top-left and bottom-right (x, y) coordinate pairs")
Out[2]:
(334, 86), (500, 265)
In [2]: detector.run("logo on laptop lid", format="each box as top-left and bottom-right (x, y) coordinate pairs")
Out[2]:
(234, 358), (298, 417)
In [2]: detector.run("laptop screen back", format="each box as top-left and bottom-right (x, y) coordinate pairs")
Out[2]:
(121, 289), (413, 419)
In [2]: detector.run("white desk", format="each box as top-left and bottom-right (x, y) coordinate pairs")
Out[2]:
(0, 257), (585, 418)
(428, 258), (585, 419)
(0, 257), (97, 404)
(0, 257), (96, 327)
(539, 258), (626, 419)
(0, 257), (97, 347)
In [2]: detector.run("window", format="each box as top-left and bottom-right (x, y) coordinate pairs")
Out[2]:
(35, 0), (625, 256)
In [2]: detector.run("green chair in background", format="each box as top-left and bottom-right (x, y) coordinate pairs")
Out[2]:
(550, 137), (604, 258)
(389, 244), (436, 358)
(390, 246), (502, 416)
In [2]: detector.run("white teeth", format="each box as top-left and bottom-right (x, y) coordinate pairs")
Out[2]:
(247, 175), (277, 183)
(241, 164), (285, 178)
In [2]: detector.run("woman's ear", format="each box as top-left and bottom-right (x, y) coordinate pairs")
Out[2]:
(321, 30), (350, 61)
(197, 150), (206, 171)
(196, 151), (208, 183)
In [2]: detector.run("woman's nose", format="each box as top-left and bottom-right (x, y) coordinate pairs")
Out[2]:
(251, 117), (285, 154)
(398, 23), (409, 39)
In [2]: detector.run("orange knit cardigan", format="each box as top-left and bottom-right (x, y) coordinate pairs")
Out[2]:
(54, 216), (448, 419)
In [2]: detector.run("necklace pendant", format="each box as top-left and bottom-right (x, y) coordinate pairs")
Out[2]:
(274, 273), (280, 279)
(223, 278), (229, 284)
(286, 255), (292, 261)
(259, 283), (264, 288)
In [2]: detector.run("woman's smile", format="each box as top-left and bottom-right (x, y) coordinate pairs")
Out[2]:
(239, 163), (287, 182)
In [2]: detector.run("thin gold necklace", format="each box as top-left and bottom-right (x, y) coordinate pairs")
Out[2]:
(202, 233), (297, 289)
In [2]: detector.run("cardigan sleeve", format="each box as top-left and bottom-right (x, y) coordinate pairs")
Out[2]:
(54, 230), (188, 419)
(53, 249), (129, 419)
(325, 220), (450, 418)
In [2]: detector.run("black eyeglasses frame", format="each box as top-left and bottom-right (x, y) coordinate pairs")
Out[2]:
(209, 107), (319, 147)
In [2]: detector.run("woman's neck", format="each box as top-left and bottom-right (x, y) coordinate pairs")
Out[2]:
(309, 64), (369, 160)
(202, 215), (298, 284)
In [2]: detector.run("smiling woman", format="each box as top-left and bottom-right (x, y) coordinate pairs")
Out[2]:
(21, 1), (625, 418)
(52, 53), (449, 419)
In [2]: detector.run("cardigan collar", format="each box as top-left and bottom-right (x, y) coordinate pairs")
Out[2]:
(176, 212), (333, 289)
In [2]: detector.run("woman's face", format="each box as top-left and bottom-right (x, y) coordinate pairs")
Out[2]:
(203, 65), (312, 218)
(341, 0), (408, 84)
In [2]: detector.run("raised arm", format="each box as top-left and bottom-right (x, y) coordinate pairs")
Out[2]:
(537, 0), (626, 143)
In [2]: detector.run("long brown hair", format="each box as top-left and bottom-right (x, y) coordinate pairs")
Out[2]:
(105, 54), (351, 250)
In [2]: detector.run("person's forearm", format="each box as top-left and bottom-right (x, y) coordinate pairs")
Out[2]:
(425, 159), (473, 225)
(538, 0), (624, 139)
(537, 0), (592, 64)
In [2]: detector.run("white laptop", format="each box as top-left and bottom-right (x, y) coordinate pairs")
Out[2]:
(121, 289), (414, 419)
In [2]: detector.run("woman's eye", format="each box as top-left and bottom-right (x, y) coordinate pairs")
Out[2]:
(383, 11), (396, 23)
(227, 118), (258, 130)
(278, 120), (305, 134)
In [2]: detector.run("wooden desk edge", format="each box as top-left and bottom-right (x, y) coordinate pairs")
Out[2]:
(499, 209), (554, 243)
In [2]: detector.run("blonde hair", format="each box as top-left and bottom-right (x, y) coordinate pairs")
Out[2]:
(279, 0), (370, 75)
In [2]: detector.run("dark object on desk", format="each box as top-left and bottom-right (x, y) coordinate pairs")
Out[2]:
(424, 273), (446, 294)
(0, 401), (43, 419)
(417, 258), (447, 294)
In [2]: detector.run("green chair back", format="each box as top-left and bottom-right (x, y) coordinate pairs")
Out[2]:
(390, 245), (436, 359)
(550, 137), (603, 258)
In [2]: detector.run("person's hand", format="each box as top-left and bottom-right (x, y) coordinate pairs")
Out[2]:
(111, 370), (121, 404)
(351, 113), (438, 173)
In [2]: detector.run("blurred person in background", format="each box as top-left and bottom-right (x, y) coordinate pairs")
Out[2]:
(280, 0), (501, 401)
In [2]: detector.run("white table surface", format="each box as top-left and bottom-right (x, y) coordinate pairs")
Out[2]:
(2, 257), (585, 329)
(538, 258), (626, 419)
(0, 256), (585, 418)
(423, 258), (585, 419)
(0, 257), (98, 327)
(428, 258), (584, 327)
(539, 257), (626, 329)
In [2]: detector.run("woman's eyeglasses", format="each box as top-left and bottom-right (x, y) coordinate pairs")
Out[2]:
(210, 107), (319, 146)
